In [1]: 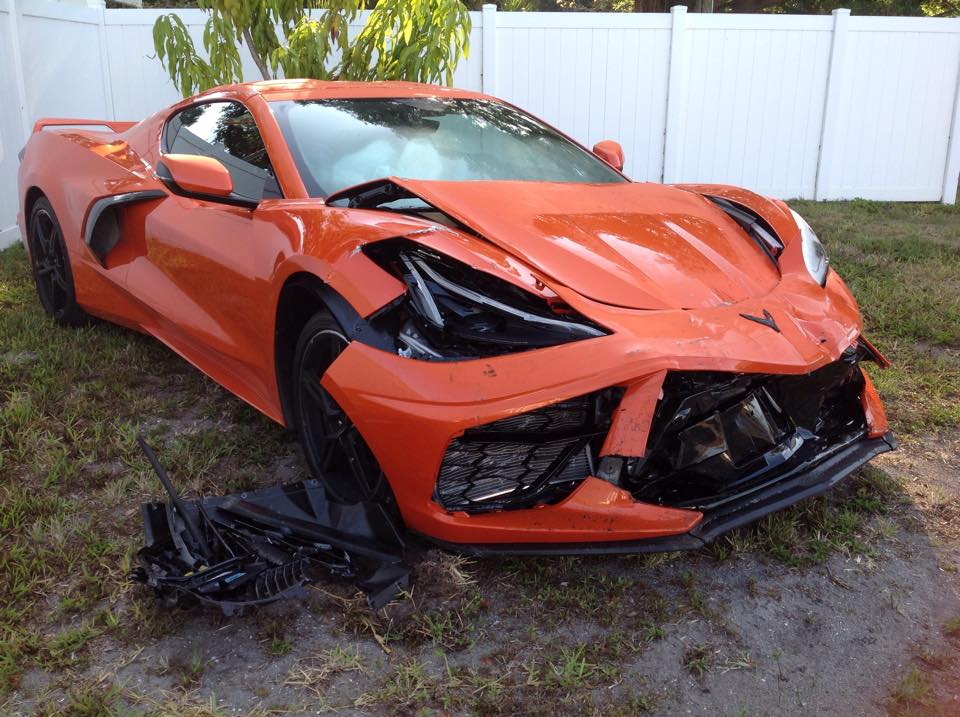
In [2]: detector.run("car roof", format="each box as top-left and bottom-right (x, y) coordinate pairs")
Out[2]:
(216, 79), (491, 103)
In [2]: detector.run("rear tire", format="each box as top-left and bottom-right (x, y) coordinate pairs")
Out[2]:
(292, 312), (396, 507)
(27, 198), (88, 326)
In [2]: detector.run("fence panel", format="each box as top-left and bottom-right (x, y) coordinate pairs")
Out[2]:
(824, 17), (960, 201)
(494, 12), (672, 181)
(19, 0), (110, 121)
(0, 1), (25, 246)
(675, 14), (833, 199)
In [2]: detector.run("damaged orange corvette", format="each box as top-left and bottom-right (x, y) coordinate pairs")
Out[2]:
(18, 79), (894, 554)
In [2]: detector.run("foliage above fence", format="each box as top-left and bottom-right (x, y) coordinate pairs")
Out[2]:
(152, 0), (471, 97)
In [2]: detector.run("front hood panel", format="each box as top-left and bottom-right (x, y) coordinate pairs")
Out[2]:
(391, 179), (781, 310)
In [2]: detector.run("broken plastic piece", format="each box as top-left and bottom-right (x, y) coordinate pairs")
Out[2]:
(131, 437), (409, 612)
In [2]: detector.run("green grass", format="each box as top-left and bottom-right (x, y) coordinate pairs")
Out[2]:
(793, 199), (960, 431)
(0, 242), (296, 700)
(889, 665), (934, 711)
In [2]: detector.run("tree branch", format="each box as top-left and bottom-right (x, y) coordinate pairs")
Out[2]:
(243, 26), (272, 81)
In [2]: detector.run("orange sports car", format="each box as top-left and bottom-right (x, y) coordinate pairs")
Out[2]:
(17, 79), (894, 554)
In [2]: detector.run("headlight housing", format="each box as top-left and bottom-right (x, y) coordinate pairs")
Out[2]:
(790, 209), (829, 286)
(365, 239), (608, 360)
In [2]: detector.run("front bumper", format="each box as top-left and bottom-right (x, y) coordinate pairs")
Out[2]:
(321, 269), (891, 548)
(425, 431), (894, 556)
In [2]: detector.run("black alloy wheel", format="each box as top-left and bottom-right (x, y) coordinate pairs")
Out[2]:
(28, 198), (87, 326)
(293, 312), (396, 506)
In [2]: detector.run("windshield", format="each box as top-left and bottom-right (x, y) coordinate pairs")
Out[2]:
(269, 98), (626, 197)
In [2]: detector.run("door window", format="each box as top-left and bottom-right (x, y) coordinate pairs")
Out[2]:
(165, 101), (282, 200)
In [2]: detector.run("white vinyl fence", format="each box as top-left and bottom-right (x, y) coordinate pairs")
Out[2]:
(2, 0), (960, 249)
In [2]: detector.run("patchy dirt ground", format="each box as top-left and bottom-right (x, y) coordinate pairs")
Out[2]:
(2, 199), (959, 716)
(7, 421), (960, 716)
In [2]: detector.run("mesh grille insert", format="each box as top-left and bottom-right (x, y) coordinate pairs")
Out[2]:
(435, 389), (622, 513)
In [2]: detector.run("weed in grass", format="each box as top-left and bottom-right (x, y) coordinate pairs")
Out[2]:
(914, 649), (951, 670)
(522, 643), (621, 691)
(358, 658), (432, 710)
(610, 693), (658, 714)
(256, 612), (297, 657)
(286, 644), (364, 698)
(677, 570), (722, 621)
(639, 620), (667, 643)
(35, 679), (128, 717)
(719, 650), (758, 673)
(889, 666), (933, 708)
(169, 649), (207, 690)
(546, 644), (602, 689)
(683, 643), (714, 678)
(413, 608), (473, 650)
(42, 625), (98, 669)
(268, 637), (294, 657)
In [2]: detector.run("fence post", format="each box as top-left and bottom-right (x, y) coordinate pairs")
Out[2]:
(814, 8), (850, 201)
(8, 0), (30, 142)
(662, 5), (687, 184)
(91, 0), (117, 120)
(482, 4), (497, 95)
(940, 24), (960, 204)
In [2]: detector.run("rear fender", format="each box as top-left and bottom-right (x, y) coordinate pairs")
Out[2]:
(18, 129), (165, 310)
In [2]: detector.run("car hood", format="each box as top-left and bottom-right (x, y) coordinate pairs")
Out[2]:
(386, 179), (782, 310)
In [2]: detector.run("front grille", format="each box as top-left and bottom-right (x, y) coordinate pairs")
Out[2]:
(624, 348), (869, 510)
(434, 389), (622, 513)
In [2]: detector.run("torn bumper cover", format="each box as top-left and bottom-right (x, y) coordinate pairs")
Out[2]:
(431, 431), (895, 556)
(421, 345), (895, 554)
(132, 440), (409, 611)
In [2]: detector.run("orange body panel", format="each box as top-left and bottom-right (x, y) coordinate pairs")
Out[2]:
(601, 370), (667, 458)
(861, 371), (890, 438)
(16, 80), (892, 548)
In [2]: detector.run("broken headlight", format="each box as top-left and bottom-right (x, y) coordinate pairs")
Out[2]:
(790, 209), (829, 287)
(365, 239), (608, 359)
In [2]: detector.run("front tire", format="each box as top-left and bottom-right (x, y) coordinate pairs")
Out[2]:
(292, 312), (396, 506)
(27, 198), (88, 326)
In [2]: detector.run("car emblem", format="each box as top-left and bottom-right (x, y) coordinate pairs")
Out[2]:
(739, 309), (781, 333)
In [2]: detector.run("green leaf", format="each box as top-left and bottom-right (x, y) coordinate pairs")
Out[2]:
(152, 0), (469, 96)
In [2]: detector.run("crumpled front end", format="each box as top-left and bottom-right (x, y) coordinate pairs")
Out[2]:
(313, 179), (894, 551)
(413, 341), (893, 554)
(322, 287), (894, 552)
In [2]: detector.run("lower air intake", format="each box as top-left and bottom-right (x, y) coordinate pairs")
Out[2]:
(434, 389), (622, 513)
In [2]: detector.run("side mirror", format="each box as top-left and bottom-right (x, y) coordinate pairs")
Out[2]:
(158, 154), (257, 208)
(592, 140), (624, 172)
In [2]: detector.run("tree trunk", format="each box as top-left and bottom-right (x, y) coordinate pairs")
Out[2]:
(243, 26), (272, 81)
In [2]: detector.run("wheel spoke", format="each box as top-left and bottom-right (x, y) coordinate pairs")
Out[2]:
(298, 329), (382, 502)
(37, 219), (53, 255)
(339, 428), (373, 498)
(300, 375), (328, 410)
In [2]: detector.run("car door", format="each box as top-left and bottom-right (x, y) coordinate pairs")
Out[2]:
(127, 100), (285, 411)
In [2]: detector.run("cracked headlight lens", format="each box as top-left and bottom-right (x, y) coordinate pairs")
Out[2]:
(790, 208), (829, 287)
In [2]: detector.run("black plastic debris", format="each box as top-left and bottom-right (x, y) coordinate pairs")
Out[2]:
(131, 437), (409, 613)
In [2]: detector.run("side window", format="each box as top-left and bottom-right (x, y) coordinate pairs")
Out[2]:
(165, 101), (282, 200)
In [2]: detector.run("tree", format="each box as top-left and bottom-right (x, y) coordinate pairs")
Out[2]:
(152, 0), (471, 98)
